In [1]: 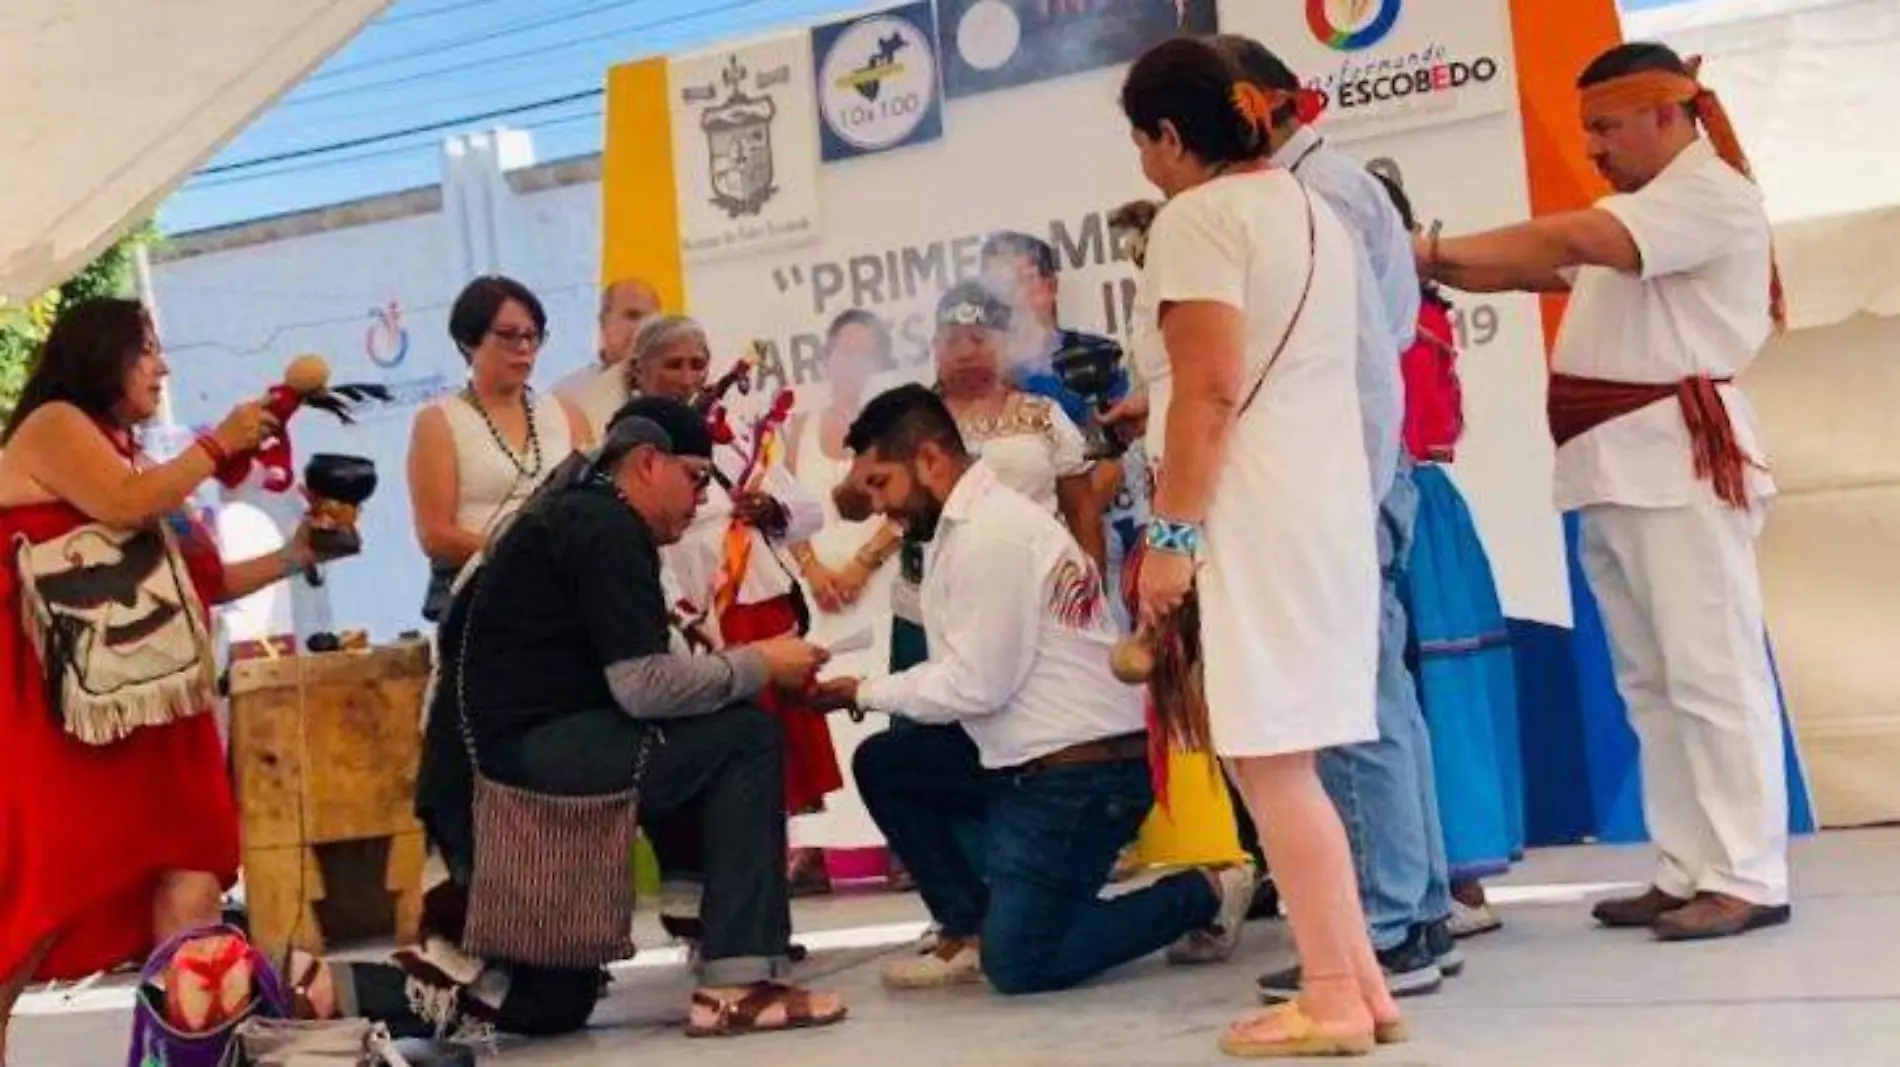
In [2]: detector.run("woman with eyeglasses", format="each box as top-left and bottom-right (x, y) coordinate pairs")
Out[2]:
(408, 276), (592, 621)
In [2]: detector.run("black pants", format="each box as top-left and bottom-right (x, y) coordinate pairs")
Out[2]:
(348, 703), (792, 1037)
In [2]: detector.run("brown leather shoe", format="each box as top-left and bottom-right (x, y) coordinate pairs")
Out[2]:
(1653, 893), (1792, 942)
(1591, 887), (1692, 928)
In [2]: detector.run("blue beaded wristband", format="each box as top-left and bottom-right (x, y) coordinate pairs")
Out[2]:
(1145, 517), (1202, 557)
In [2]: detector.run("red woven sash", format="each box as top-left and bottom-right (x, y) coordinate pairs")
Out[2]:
(1547, 372), (1755, 508)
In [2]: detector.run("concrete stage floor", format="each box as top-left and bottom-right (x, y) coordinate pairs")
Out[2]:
(14, 828), (1898, 1066)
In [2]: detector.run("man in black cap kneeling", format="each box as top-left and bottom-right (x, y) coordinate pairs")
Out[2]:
(289, 398), (850, 1043)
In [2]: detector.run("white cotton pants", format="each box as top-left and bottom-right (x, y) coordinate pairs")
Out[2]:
(1579, 495), (1790, 906)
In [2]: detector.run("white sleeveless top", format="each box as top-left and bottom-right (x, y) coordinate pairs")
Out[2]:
(435, 389), (574, 539)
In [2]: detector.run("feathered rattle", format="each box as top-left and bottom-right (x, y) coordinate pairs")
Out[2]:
(692, 340), (768, 450)
(214, 354), (391, 492)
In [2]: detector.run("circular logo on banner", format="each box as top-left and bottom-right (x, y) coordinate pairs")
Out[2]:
(364, 299), (409, 369)
(956, 1), (1021, 73)
(820, 12), (939, 153)
(1307, 0), (1402, 52)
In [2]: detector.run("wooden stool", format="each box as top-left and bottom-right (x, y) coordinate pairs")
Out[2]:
(228, 641), (432, 961)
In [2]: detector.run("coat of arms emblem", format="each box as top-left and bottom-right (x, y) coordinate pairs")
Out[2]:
(699, 55), (779, 218)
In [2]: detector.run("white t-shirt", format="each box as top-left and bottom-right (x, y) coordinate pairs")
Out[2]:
(1552, 138), (1777, 511)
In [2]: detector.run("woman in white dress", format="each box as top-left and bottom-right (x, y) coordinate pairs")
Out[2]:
(407, 276), (590, 620)
(1122, 39), (1396, 1057)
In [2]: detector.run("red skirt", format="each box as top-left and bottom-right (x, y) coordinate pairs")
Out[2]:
(718, 594), (842, 815)
(0, 503), (240, 983)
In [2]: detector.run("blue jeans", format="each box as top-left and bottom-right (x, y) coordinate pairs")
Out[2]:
(854, 728), (1218, 995)
(1318, 463), (1453, 950)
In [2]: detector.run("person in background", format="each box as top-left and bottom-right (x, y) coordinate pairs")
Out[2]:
(286, 399), (847, 1041)
(408, 276), (590, 621)
(552, 276), (662, 438)
(786, 310), (904, 618)
(1420, 41), (1790, 942)
(1122, 37), (1400, 1055)
(1217, 35), (1459, 1003)
(1375, 173), (1525, 939)
(783, 310), (907, 890)
(0, 299), (343, 1061)
(629, 315), (841, 907)
(980, 232), (1147, 626)
(888, 281), (1104, 676)
(823, 385), (1254, 994)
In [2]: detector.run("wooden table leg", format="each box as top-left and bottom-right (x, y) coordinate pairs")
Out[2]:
(242, 846), (325, 961)
(385, 832), (426, 947)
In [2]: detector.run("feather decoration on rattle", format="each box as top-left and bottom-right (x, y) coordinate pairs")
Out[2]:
(215, 354), (391, 492)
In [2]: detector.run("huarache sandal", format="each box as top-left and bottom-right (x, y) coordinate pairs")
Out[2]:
(1220, 1003), (1375, 1058)
(281, 949), (326, 1020)
(685, 982), (847, 1039)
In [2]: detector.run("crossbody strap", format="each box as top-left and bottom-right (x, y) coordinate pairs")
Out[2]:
(1236, 185), (1320, 419)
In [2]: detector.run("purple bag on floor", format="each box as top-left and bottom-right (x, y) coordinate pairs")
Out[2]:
(126, 925), (289, 1067)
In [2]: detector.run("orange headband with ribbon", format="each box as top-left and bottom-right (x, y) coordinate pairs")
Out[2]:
(1581, 58), (1785, 330)
(1232, 82), (1327, 135)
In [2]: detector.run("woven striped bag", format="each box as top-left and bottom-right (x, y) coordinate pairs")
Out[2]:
(451, 523), (652, 969)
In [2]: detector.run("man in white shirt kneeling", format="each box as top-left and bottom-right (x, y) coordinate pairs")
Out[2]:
(816, 384), (1255, 994)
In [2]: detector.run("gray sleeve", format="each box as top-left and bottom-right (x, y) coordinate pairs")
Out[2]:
(602, 648), (770, 720)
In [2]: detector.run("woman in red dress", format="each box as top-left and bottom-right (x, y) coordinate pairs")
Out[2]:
(0, 298), (323, 1061)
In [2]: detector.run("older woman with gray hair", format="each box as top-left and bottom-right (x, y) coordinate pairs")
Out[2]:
(629, 314), (846, 917)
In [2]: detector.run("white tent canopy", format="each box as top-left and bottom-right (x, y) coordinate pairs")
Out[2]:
(0, 0), (392, 301)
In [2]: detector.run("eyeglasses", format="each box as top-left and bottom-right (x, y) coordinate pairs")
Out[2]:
(489, 326), (546, 350)
(666, 455), (713, 489)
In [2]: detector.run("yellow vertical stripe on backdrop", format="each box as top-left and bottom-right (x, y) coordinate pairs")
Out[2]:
(601, 57), (687, 312)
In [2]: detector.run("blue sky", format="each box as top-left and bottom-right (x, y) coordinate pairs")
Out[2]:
(159, 0), (1711, 235)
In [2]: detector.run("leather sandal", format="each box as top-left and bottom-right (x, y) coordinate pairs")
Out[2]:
(684, 982), (847, 1039)
(281, 949), (325, 1021)
(1221, 1004), (1375, 1058)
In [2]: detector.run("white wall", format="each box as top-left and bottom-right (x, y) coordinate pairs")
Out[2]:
(153, 184), (608, 642)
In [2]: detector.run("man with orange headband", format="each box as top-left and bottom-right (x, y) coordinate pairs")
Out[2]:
(1419, 41), (1789, 941)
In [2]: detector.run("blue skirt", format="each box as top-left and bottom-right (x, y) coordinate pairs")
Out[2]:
(1404, 465), (1525, 880)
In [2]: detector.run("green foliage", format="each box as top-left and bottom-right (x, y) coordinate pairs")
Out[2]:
(0, 221), (161, 425)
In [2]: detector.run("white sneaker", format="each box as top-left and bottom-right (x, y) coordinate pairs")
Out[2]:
(882, 940), (983, 989)
(1448, 899), (1502, 939)
(1166, 862), (1257, 965)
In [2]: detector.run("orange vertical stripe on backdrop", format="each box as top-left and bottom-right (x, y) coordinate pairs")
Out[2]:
(600, 57), (687, 313)
(1507, 0), (1624, 354)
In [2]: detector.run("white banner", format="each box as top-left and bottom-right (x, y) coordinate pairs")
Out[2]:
(670, 33), (822, 263)
(1230, 0), (1519, 144)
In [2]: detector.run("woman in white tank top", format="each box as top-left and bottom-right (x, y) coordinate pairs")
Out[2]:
(407, 276), (589, 617)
